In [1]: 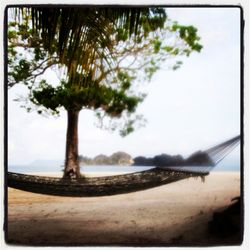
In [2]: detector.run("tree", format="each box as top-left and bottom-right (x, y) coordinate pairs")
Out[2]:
(8, 7), (202, 179)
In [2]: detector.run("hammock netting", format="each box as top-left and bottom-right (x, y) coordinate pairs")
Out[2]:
(7, 135), (240, 197)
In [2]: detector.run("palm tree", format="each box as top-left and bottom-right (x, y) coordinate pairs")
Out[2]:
(18, 7), (166, 76)
(8, 6), (202, 178)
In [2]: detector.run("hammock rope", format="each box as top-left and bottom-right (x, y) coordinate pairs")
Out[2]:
(166, 135), (240, 174)
(205, 135), (240, 165)
(7, 135), (240, 197)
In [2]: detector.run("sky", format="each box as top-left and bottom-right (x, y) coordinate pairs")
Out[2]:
(8, 7), (241, 165)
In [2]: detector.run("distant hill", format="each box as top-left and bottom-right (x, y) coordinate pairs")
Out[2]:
(79, 151), (133, 166)
(93, 154), (111, 165)
(28, 150), (217, 168)
(133, 151), (214, 167)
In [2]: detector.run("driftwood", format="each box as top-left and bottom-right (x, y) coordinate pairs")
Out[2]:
(8, 169), (207, 197)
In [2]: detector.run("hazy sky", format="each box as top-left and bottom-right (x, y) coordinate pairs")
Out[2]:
(8, 7), (241, 165)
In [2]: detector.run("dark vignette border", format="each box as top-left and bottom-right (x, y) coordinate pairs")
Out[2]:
(3, 5), (8, 245)
(3, 4), (244, 247)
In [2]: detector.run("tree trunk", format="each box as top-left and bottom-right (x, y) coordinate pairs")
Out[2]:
(63, 109), (81, 179)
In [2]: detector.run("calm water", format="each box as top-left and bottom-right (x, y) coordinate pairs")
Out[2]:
(8, 159), (240, 174)
(8, 164), (155, 174)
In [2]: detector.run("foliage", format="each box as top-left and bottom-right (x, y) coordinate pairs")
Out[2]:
(79, 151), (132, 165)
(8, 7), (202, 136)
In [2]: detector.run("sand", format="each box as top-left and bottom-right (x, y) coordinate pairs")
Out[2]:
(6, 171), (241, 246)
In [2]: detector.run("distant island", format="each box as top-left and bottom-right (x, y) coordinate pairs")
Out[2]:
(79, 151), (133, 166)
(28, 151), (214, 168)
(79, 150), (214, 167)
(133, 151), (215, 167)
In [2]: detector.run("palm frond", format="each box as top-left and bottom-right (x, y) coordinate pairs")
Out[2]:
(12, 7), (167, 84)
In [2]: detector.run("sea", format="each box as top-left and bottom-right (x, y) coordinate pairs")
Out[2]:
(8, 164), (154, 174)
(8, 156), (240, 174)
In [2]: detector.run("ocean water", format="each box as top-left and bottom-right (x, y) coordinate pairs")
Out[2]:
(8, 158), (240, 174)
(8, 164), (155, 174)
(212, 156), (240, 172)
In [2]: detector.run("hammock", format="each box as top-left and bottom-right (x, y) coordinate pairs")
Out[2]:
(7, 135), (240, 197)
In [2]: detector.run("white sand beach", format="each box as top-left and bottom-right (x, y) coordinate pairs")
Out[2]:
(7, 171), (241, 246)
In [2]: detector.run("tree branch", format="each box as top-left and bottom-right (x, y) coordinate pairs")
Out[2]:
(30, 61), (60, 80)
(31, 57), (59, 72)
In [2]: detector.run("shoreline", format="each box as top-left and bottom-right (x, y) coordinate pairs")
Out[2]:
(24, 170), (240, 178)
(7, 171), (241, 246)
